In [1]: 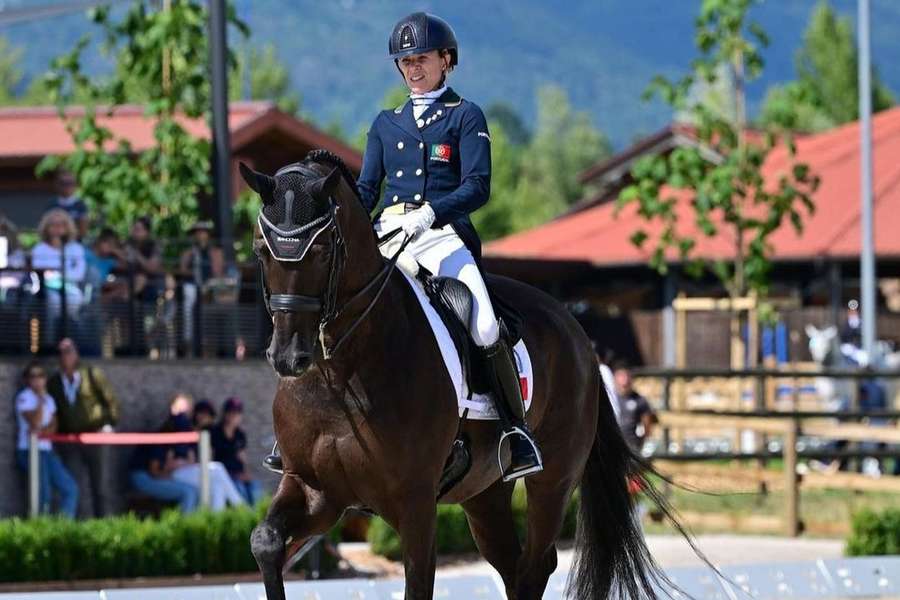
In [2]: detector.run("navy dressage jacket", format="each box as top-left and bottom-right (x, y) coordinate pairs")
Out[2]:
(357, 87), (491, 259)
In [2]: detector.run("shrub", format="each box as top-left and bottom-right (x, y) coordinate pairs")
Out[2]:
(368, 485), (580, 559)
(0, 502), (333, 583)
(846, 508), (900, 556)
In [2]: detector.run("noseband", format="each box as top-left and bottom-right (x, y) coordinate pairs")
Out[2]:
(258, 162), (410, 360)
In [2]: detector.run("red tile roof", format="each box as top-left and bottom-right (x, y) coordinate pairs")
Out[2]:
(0, 102), (362, 171)
(487, 107), (900, 266)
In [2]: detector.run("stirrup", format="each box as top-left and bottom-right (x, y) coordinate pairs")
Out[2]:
(498, 426), (544, 482)
(263, 453), (283, 474)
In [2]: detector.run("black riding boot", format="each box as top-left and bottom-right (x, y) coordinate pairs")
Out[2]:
(481, 339), (543, 481)
(263, 445), (283, 474)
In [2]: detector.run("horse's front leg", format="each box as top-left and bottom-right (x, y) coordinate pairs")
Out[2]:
(251, 476), (341, 600)
(387, 490), (438, 600)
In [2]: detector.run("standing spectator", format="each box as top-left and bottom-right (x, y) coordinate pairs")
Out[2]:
(178, 221), (225, 355)
(123, 216), (164, 302)
(45, 171), (89, 240)
(32, 210), (87, 343)
(210, 397), (261, 505)
(15, 361), (78, 518)
(47, 338), (119, 517)
(613, 362), (658, 454)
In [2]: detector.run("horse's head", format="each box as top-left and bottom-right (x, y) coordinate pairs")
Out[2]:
(806, 324), (838, 364)
(241, 156), (379, 377)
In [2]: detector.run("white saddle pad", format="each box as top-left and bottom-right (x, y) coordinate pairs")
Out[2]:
(400, 272), (534, 420)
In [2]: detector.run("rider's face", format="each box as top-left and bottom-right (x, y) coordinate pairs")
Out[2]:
(398, 51), (448, 94)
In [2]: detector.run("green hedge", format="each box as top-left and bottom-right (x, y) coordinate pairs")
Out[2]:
(0, 503), (335, 583)
(368, 485), (579, 559)
(846, 508), (900, 556)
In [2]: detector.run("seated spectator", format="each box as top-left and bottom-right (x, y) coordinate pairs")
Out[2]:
(128, 442), (199, 514)
(84, 228), (127, 301)
(164, 392), (246, 512)
(32, 209), (87, 342)
(45, 171), (88, 240)
(15, 361), (78, 517)
(210, 397), (262, 505)
(0, 212), (27, 302)
(178, 221), (225, 354)
(192, 399), (216, 430)
(123, 216), (163, 302)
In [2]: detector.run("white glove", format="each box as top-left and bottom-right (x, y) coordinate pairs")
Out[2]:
(399, 204), (436, 240)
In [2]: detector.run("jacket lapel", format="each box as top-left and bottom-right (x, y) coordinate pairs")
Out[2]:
(387, 99), (423, 140)
(417, 87), (461, 132)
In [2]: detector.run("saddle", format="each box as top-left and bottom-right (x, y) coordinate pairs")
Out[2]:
(415, 269), (524, 499)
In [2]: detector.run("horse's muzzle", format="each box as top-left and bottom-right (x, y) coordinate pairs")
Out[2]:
(267, 332), (314, 376)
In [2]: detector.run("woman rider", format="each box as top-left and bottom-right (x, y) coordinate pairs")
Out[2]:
(361, 12), (541, 481)
(263, 12), (542, 481)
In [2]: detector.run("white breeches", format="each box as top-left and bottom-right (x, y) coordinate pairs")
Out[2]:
(375, 215), (500, 347)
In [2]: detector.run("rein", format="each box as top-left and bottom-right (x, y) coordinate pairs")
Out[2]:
(261, 227), (412, 361)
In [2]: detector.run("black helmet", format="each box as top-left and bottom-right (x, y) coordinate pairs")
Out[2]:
(388, 12), (458, 67)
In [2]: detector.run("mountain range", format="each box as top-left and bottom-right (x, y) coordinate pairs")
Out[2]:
(2, 0), (900, 148)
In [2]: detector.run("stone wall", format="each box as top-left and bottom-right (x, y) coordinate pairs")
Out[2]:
(0, 358), (279, 517)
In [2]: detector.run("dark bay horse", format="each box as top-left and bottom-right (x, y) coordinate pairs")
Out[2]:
(242, 152), (670, 600)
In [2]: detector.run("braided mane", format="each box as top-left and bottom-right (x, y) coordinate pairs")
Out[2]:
(305, 149), (361, 200)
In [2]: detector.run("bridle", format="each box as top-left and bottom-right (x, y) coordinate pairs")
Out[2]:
(258, 163), (410, 361)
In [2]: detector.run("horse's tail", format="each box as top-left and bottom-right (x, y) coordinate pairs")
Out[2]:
(568, 384), (676, 600)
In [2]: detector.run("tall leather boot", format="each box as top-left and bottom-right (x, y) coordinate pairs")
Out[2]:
(481, 339), (544, 481)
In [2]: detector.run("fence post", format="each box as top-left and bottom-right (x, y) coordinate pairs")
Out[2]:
(28, 433), (40, 518)
(199, 430), (211, 509)
(783, 418), (800, 536)
(662, 374), (672, 453)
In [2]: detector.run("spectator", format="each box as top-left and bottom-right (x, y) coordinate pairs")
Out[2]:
(128, 442), (199, 514)
(14, 361), (78, 518)
(84, 228), (127, 301)
(178, 221), (225, 354)
(47, 338), (119, 517)
(613, 362), (658, 454)
(32, 210), (87, 342)
(45, 171), (88, 241)
(210, 397), (261, 505)
(0, 213), (27, 301)
(123, 216), (163, 302)
(164, 392), (247, 512)
(192, 399), (216, 430)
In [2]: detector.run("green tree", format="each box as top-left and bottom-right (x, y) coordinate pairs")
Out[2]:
(36, 1), (248, 244)
(0, 37), (24, 105)
(471, 121), (521, 240)
(514, 85), (611, 226)
(485, 102), (531, 147)
(619, 0), (819, 303)
(231, 43), (300, 114)
(760, 1), (895, 131)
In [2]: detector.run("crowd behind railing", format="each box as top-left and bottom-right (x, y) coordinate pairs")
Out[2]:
(0, 173), (268, 359)
(15, 338), (263, 519)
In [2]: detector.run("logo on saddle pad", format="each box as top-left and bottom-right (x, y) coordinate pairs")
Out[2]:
(430, 144), (452, 162)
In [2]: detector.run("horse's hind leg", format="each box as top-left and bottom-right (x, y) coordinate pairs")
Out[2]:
(515, 479), (575, 600)
(251, 476), (340, 600)
(461, 479), (522, 598)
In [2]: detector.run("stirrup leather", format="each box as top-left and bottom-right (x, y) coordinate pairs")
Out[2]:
(498, 426), (544, 482)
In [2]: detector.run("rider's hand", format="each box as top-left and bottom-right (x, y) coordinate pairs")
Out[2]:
(400, 204), (436, 240)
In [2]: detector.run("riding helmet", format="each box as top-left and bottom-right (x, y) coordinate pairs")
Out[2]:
(388, 12), (458, 67)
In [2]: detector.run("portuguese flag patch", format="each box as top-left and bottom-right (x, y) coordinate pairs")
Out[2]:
(430, 144), (452, 162)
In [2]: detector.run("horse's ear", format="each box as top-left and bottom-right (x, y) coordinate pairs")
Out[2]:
(307, 167), (341, 199)
(239, 162), (276, 201)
